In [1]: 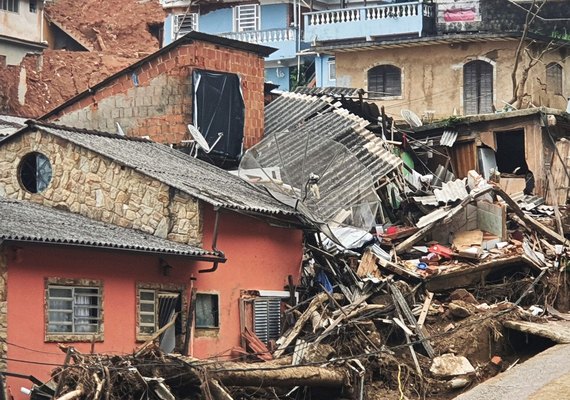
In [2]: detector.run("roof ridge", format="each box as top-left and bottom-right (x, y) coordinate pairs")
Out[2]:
(31, 120), (153, 142)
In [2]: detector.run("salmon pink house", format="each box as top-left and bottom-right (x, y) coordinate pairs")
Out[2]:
(0, 121), (305, 397)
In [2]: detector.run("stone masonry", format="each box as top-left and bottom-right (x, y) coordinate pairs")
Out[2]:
(47, 40), (266, 149)
(0, 130), (202, 246)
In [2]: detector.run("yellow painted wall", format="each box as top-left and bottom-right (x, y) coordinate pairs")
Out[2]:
(335, 39), (569, 121)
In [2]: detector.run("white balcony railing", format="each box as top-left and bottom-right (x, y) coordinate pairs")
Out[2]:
(220, 28), (296, 45)
(305, 1), (434, 42)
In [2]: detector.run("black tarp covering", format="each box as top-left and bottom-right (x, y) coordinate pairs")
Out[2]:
(193, 70), (245, 167)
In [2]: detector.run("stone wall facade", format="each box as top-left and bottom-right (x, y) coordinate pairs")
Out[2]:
(47, 41), (266, 149)
(0, 130), (202, 245)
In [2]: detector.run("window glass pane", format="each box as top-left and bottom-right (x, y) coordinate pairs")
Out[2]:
(140, 326), (155, 334)
(49, 299), (73, 310)
(141, 314), (155, 324)
(48, 324), (72, 333)
(49, 288), (73, 298)
(49, 311), (72, 322)
(140, 303), (155, 312)
(140, 291), (155, 301)
(195, 294), (219, 328)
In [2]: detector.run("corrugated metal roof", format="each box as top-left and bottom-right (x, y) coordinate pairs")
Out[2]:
(294, 87), (362, 97)
(264, 92), (402, 179)
(0, 198), (216, 257)
(433, 178), (468, 204)
(0, 115), (27, 138)
(251, 92), (402, 222)
(11, 122), (298, 216)
(440, 130), (458, 147)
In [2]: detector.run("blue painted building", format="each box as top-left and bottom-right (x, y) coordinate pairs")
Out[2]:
(160, 0), (436, 91)
(162, 0), (311, 91)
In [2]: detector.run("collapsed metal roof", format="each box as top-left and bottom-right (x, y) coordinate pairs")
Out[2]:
(0, 197), (216, 258)
(241, 91), (402, 227)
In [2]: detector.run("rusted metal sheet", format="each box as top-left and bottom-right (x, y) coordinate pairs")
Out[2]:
(450, 141), (477, 178)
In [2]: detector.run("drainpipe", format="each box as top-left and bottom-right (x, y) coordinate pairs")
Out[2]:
(198, 206), (225, 273)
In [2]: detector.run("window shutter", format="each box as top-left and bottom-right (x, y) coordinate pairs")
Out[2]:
(464, 60), (493, 114)
(367, 65), (401, 97)
(253, 297), (281, 344)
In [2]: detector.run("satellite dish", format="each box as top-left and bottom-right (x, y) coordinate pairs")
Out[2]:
(186, 124), (223, 158)
(401, 109), (423, 128)
(116, 122), (126, 136)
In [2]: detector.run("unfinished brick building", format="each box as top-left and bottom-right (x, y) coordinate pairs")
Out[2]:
(42, 32), (274, 167)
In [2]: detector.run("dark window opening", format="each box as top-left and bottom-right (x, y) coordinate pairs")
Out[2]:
(368, 65), (402, 98)
(463, 60), (494, 114)
(495, 130), (527, 175)
(19, 152), (52, 193)
(195, 293), (219, 328)
(29, 0), (37, 13)
(147, 22), (164, 46)
(138, 289), (182, 352)
(193, 70), (245, 169)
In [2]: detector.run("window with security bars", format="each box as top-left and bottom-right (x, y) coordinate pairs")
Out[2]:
(138, 289), (180, 335)
(173, 13), (198, 41)
(47, 286), (101, 334)
(546, 63), (563, 96)
(0, 0), (18, 12)
(234, 4), (260, 32)
(367, 65), (402, 98)
(463, 60), (494, 115)
(253, 297), (281, 344)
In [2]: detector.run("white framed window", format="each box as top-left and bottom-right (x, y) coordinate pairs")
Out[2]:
(172, 13), (199, 41)
(233, 4), (260, 32)
(0, 0), (18, 12)
(47, 285), (102, 335)
(328, 58), (336, 81)
(138, 289), (180, 335)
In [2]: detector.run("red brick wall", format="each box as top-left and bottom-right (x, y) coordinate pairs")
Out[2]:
(47, 41), (265, 148)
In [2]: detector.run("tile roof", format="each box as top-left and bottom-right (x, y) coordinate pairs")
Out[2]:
(0, 115), (27, 138)
(11, 122), (299, 217)
(0, 198), (216, 258)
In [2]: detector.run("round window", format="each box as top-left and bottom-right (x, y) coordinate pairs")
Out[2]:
(18, 152), (52, 193)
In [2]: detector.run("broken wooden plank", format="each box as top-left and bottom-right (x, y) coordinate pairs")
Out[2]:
(417, 292), (434, 329)
(494, 186), (569, 245)
(503, 320), (570, 343)
(390, 283), (435, 358)
(274, 293), (327, 358)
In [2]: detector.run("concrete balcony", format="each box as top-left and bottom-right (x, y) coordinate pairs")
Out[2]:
(304, 1), (435, 43)
(220, 28), (298, 62)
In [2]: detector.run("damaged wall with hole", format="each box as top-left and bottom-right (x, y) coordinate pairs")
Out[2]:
(0, 129), (202, 245)
(44, 41), (266, 148)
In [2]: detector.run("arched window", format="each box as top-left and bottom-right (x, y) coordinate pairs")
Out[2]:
(546, 62), (563, 96)
(463, 60), (494, 114)
(368, 65), (401, 97)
